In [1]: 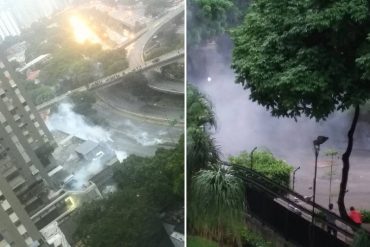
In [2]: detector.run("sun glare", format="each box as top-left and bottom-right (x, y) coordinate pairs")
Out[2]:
(69, 15), (101, 45)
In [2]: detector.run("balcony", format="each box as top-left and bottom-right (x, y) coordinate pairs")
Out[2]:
(9, 175), (26, 190)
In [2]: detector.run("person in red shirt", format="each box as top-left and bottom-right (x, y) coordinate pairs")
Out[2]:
(349, 206), (362, 227)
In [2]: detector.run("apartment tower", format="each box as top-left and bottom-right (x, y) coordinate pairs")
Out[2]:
(0, 54), (54, 247)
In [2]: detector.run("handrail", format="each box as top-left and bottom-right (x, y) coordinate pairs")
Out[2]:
(224, 162), (367, 240)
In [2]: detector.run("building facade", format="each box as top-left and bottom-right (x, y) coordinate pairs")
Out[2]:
(0, 55), (55, 247)
(0, 0), (74, 40)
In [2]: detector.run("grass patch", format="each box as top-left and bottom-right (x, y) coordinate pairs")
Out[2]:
(188, 236), (218, 247)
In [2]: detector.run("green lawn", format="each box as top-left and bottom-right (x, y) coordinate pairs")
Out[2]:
(188, 236), (218, 247)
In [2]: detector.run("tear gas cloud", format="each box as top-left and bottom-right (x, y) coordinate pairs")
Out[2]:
(46, 103), (112, 143)
(188, 40), (370, 161)
(46, 103), (127, 189)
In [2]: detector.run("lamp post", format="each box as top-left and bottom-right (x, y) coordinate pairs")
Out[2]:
(292, 166), (300, 191)
(310, 136), (328, 247)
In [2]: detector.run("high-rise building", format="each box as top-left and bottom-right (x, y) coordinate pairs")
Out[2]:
(0, 10), (21, 39)
(0, 0), (73, 39)
(0, 54), (55, 247)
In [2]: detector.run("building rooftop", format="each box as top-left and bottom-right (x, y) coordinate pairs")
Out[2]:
(75, 140), (99, 156)
(19, 54), (51, 72)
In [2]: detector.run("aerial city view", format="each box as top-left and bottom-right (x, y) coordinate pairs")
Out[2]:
(188, 0), (370, 247)
(0, 0), (184, 246)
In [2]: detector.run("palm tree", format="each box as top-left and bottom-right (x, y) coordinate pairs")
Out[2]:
(187, 85), (220, 174)
(190, 164), (246, 247)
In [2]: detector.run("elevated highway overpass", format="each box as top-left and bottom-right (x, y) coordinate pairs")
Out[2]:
(36, 49), (183, 111)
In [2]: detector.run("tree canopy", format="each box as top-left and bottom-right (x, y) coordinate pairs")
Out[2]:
(74, 137), (184, 246)
(231, 0), (370, 219)
(73, 191), (164, 247)
(187, 0), (249, 46)
(232, 0), (370, 119)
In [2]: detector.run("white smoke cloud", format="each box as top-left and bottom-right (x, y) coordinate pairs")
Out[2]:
(123, 119), (164, 146)
(46, 103), (113, 143)
(46, 102), (129, 190)
(73, 159), (104, 189)
(114, 150), (128, 163)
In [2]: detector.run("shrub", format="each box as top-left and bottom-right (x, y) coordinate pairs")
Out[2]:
(360, 210), (370, 223)
(240, 227), (272, 247)
(229, 151), (293, 187)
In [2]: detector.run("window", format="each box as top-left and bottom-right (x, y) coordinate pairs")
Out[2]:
(17, 225), (26, 235)
(8, 212), (18, 223)
(1, 200), (11, 211)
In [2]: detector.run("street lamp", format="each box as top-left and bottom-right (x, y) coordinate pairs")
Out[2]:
(292, 166), (300, 191)
(310, 136), (328, 247)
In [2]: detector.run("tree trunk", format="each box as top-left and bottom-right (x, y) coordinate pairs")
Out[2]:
(338, 105), (360, 220)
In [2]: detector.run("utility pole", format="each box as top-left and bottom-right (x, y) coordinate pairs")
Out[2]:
(325, 149), (338, 205)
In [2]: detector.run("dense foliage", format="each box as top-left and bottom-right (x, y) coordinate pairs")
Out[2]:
(187, 86), (273, 246)
(352, 230), (370, 247)
(240, 227), (272, 247)
(187, 0), (249, 46)
(229, 151), (293, 187)
(113, 135), (185, 204)
(360, 210), (370, 223)
(231, 0), (370, 219)
(74, 137), (184, 246)
(187, 85), (219, 174)
(74, 191), (164, 247)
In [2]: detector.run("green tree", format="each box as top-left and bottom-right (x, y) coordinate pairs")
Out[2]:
(190, 164), (245, 246)
(74, 191), (164, 247)
(231, 0), (370, 219)
(188, 0), (233, 45)
(113, 154), (176, 210)
(187, 85), (219, 175)
(30, 85), (55, 105)
(74, 137), (184, 246)
(229, 151), (293, 187)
